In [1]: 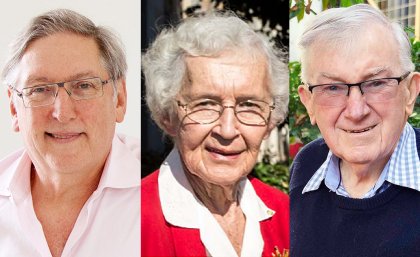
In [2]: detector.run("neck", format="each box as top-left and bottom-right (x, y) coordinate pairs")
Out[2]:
(340, 158), (388, 198)
(184, 171), (241, 215)
(30, 163), (103, 202)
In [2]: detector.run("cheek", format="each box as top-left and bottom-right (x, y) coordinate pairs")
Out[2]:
(82, 101), (116, 131)
(18, 110), (44, 135)
(177, 125), (210, 151)
(313, 106), (341, 132)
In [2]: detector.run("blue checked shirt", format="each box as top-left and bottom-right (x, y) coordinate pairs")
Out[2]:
(302, 123), (420, 198)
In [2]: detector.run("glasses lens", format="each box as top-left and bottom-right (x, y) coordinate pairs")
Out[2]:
(69, 78), (104, 100)
(21, 85), (57, 107)
(362, 78), (399, 103)
(181, 99), (271, 125)
(185, 99), (222, 124)
(235, 100), (270, 125)
(312, 84), (348, 106)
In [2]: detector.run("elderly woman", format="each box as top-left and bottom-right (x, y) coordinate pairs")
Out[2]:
(141, 12), (289, 257)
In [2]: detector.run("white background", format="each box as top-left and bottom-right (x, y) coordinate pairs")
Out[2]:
(0, 0), (140, 159)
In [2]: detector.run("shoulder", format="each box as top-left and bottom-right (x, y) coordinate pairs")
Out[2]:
(141, 170), (165, 226)
(0, 149), (25, 166)
(141, 170), (159, 200)
(0, 149), (25, 181)
(114, 133), (140, 160)
(289, 138), (329, 191)
(249, 178), (290, 251)
(249, 177), (289, 209)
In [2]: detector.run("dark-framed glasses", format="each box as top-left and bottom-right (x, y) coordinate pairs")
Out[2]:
(11, 77), (113, 108)
(177, 98), (275, 126)
(307, 72), (411, 107)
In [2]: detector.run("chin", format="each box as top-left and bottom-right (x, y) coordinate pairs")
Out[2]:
(342, 152), (377, 165)
(202, 169), (246, 186)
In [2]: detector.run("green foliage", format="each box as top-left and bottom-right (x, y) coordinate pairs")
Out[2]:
(252, 159), (290, 194)
(290, 0), (364, 21)
(290, 0), (316, 21)
(289, 61), (321, 144)
(406, 29), (420, 127)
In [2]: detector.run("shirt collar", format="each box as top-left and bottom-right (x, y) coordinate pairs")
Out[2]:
(303, 123), (420, 195)
(0, 149), (31, 200)
(387, 124), (420, 191)
(97, 134), (140, 190)
(158, 148), (274, 228)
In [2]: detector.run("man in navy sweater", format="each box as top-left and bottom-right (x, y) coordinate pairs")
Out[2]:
(290, 4), (420, 257)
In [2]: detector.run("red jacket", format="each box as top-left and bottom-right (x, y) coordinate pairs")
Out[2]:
(141, 170), (289, 257)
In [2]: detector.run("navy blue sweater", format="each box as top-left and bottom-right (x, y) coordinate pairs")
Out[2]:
(290, 128), (420, 257)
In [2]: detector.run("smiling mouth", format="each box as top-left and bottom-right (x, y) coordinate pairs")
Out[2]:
(343, 125), (376, 133)
(46, 132), (82, 139)
(206, 147), (242, 157)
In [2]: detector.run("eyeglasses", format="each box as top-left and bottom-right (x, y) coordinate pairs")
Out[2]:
(177, 98), (275, 126)
(11, 77), (112, 108)
(307, 72), (410, 107)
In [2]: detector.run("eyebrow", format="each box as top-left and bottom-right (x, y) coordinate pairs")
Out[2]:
(24, 71), (99, 86)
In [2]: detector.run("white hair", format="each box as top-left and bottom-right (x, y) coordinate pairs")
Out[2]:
(142, 12), (289, 134)
(298, 4), (414, 82)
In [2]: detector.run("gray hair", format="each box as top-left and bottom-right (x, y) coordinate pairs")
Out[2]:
(298, 4), (414, 82)
(1, 9), (127, 86)
(142, 12), (289, 133)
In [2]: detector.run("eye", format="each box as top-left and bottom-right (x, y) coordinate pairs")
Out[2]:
(238, 100), (264, 110)
(24, 85), (51, 96)
(74, 81), (96, 90)
(320, 84), (347, 94)
(364, 80), (387, 88)
(191, 99), (218, 107)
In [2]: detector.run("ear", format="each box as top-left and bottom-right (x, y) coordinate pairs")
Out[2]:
(405, 72), (420, 116)
(114, 78), (127, 123)
(161, 114), (178, 137)
(298, 85), (316, 125)
(263, 122), (276, 140)
(8, 88), (20, 132)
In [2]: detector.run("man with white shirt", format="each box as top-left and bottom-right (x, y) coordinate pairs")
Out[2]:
(290, 4), (420, 257)
(0, 9), (139, 257)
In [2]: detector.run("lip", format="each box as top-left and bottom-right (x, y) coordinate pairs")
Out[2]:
(45, 132), (83, 143)
(205, 146), (243, 160)
(342, 124), (377, 133)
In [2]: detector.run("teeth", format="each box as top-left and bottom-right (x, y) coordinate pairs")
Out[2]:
(344, 125), (375, 133)
(51, 134), (78, 139)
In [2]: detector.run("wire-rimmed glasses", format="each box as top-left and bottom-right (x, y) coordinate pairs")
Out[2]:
(10, 77), (113, 108)
(177, 98), (275, 126)
(307, 72), (411, 107)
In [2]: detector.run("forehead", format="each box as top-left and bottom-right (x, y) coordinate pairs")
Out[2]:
(14, 32), (106, 86)
(303, 24), (400, 82)
(181, 50), (270, 99)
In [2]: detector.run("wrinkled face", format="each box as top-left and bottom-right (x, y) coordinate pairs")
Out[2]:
(9, 32), (127, 174)
(164, 51), (273, 186)
(299, 25), (418, 168)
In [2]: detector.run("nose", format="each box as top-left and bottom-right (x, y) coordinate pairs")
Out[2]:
(212, 106), (240, 140)
(51, 87), (77, 123)
(343, 86), (370, 121)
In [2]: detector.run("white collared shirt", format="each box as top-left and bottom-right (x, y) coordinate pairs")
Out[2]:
(0, 134), (140, 257)
(158, 149), (275, 257)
